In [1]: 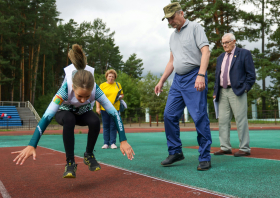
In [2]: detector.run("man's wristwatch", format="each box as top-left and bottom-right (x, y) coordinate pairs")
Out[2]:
(197, 73), (205, 77)
(245, 89), (248, 93)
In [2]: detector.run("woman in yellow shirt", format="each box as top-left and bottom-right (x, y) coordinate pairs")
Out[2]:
(96, 69), (123, 149)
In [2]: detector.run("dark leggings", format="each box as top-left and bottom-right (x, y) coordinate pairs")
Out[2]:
(55, 110), (100, 161)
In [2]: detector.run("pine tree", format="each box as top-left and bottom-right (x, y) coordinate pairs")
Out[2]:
(86, 18), (123, 74)
(243, 0), (276, 111)
(0, 0), (24, 101)
(172, 0), (261, 111)
(122, 53), (144, 79)
(266, 0), (280, 98)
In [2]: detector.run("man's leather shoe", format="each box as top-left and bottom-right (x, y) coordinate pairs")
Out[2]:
(234, 150), (250, 157)
(214, 149), (232, 155)
(197, 161), (211, 171)
(161, 153), (185, 166)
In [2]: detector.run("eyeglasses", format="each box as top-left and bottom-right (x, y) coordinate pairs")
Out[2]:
(222, 40), (233, 46)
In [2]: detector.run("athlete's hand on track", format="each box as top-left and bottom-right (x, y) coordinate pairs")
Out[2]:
(154, 82), (163, 96)
(11, 146), (36, 165)
(120, 140), (135, 160)
(194, 75), (205, 92)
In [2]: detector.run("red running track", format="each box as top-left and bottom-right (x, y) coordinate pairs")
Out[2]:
(1, 126), (280, 136)
(0, 147), (229, 198)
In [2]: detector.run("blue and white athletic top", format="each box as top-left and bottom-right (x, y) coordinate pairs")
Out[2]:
(28, 65), (126, 148)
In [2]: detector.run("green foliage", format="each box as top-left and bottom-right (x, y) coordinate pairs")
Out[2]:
(94, 73), (106, 86)
(115, 72), (141, 118)
(173, 0), (280, 112)
(86, 18), (123, 74)
(122, 53), (144, 79)
(1, 0), (280, 118)
(34, 93), (55, 117)
(138, 72), (171, 118)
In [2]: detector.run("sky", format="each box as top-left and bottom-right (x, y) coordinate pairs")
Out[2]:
(55, 0), (272, 85)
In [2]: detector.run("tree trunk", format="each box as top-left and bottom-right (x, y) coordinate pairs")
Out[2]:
(21, 46), (25, 102)
(21, 15), (26, 102)
(0, 34), (2, 101)
(28, 46), (31, 99)
(30, 21), (36, 101)
(0, 34), (2, 51)
(30, 46), (34, 101)
(42, 54), (45, 95)
(32, 44), (40, 104)
(213, 0), (221, 48)
(261, 0), (266, 111)
(19, 61), (22, 101)
(220, 9), (224, 36)
(11, 65), (15, 102)
(66, 42), (69, 66)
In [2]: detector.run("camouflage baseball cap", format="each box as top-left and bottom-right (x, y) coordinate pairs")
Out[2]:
(162, 2), (181, 21)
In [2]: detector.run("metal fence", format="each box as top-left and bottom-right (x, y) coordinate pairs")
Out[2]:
(0, 101), (27, 107)
(1, 110), (280, 131)
(0, 119), (58, 130)
(119, 109), (280, 126)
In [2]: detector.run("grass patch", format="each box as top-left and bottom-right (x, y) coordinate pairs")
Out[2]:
(0, 129), (11, 132)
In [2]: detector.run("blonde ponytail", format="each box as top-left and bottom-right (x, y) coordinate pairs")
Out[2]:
(68, 44), (87, 70)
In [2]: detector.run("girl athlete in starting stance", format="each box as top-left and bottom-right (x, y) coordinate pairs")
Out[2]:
(12, 44), (135, 178)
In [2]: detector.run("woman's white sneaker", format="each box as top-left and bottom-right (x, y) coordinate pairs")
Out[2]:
(111, 144), (117, 149)
(102, 144), (109, 149)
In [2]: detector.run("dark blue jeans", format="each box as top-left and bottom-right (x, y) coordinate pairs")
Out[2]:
(101, 110), (118, 145)
(164, 68), (212, 162)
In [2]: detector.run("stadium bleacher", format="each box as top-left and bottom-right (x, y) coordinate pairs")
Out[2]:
(0, 106), (22, 126)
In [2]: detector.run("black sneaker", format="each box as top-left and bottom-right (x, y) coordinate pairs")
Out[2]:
(161, 153), (185, 166)
(197, 161), (211, 171)
(63, 161), (77, 178)
(84, 152), (101, 171)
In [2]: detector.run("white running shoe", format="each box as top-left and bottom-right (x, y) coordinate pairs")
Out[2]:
(102, 144), (109, 149)
(111, 144), (117, 149)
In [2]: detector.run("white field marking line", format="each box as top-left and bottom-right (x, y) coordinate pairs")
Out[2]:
(39, 146), (233, 198)
(94, 162), (234, 198)
(0, 180), (11, 198)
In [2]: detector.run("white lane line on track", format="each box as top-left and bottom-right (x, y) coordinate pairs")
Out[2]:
(0, 180), (11, 198)
(40, 146), (234, 198)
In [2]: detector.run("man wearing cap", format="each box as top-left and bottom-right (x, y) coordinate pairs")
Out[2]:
(155, 2), (212, 170)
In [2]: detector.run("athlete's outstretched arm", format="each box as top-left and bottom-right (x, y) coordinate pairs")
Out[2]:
(95, 84), (135, 160)
(12, 82), (68, 165)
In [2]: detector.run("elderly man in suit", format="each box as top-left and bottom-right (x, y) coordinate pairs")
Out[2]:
(213, 33), (256, 157)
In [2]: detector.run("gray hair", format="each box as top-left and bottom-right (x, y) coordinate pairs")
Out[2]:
(222, 33), (236, 41)
(175, 9), (183, 15)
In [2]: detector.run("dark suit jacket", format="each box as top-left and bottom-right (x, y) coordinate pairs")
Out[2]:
(213, 47), (256, 102)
